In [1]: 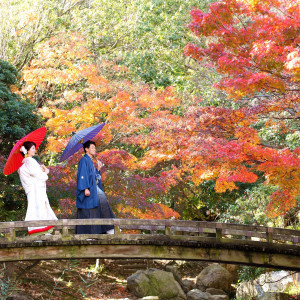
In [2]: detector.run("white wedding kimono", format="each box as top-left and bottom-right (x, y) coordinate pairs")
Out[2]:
(18, 157), (57, 235)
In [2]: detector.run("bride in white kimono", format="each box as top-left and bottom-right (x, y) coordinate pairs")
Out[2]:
(18, 141), (57, 235)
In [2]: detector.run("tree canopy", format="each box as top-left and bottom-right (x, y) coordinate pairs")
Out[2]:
(0, 60), (40, 155)
(0, 0), (299, 224)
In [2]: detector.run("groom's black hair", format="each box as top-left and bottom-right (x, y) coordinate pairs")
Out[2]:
(83, 140), (96, 153)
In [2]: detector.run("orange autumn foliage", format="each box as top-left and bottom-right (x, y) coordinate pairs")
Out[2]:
(21, 28), (300, 218)
(117, 203), (180, 220)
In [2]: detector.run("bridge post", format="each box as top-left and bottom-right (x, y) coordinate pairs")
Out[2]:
(62, 219), (70, 240)
(198, 226), (204, 237)
(150, 225), (157, 234)
(114, 219), (121, 234)
(246, 231), (252, 240)
(267, 227), (273, 243)
(216, 223), (222, 240)
(165, 220), (171, 236)
(5, 222), (15, 243)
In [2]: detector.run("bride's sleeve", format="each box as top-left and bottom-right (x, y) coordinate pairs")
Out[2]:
(26, 158), (48, 181)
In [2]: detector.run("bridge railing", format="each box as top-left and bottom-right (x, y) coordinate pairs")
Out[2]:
(0, 219), (299, 245)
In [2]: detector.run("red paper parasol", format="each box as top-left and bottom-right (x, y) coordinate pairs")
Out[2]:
(3, 127), (47, 175)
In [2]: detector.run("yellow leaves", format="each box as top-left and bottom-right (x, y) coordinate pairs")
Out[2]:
(45, 109), (77, 138)
(138, 150), (176, 170)
(53, 91), (83, 106)
(285, 49), (300, 81)
(46, 136), (66, 153)
(15, 28), (23, 36)
(15, 10), (40, 35)
(21, 33), (94, 95)
(107, 91), (139, 126)
(38, 32), (91, 63)
(100, 130), (113, 144)
(40, 107), (53, 119)
(243, 0), (259, 9)
(287, 0), (300, 14)
(88, 75), (109, 87)
(190, 169), (206, 186)
(215, 178), (238, 193)
(240, 0), (285, 12)
(190, 167), (217, 186)
(265, 165), (300, 193)
(81, 65), (112, 94)
(139, 93), (154, 109)
(76, 99), (110, 123)
(18, 26), (299, 221)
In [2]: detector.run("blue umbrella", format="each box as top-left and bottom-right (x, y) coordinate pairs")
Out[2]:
(59, 123), (105, 162)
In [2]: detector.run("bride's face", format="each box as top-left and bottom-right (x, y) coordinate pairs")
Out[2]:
(27, 145), (36, 157)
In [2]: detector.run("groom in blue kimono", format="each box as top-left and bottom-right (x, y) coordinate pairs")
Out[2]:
(76, 140), (115, 235)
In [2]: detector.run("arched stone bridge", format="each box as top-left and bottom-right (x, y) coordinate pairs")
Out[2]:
(0, 219), (299, 271)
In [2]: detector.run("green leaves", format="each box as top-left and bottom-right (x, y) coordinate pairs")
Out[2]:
(0, 60), (41, 156)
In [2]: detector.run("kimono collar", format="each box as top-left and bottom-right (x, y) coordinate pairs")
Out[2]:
(84, 154), (93, 161)
(84, 154), (96, 171)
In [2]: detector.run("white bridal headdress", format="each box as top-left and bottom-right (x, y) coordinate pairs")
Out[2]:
(20, 146), (27, 155)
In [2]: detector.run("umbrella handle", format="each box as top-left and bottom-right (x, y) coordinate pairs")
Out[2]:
(93, 155), (104, 170)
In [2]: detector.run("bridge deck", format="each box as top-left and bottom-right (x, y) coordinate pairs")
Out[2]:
(0, 219), (299, 270)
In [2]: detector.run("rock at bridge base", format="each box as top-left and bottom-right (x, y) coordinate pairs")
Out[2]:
(196, 264), (233, 292)
(182, 279), (197, 293)
(166, 265), (182, 284)
(187, 289), (230, 300)
(206, 288), (228, 296)
(236, 270), (298, 299)
(236, 281), (258, 299)
(127, 268), (186, 299)
(209, 296), (229, 300)
(187, 289), (211, 300)
(256, 292), (290, 300)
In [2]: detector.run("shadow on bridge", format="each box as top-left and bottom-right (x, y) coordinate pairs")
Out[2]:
(0, 219), (299, 271)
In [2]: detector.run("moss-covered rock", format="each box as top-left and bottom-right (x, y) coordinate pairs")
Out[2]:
(127, 268), (186, 299)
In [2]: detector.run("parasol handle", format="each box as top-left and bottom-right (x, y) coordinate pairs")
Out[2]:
(92, 155), (104, 169)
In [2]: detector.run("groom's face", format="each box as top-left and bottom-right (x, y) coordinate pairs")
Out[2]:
(86, 144), (96, 156)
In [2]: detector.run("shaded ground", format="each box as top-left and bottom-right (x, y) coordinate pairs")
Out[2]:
(2, 259), (135, 299)
(1, 259), (209, 299)
(3, 259), (298, 299)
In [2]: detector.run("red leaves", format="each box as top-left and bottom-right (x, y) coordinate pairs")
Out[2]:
(20, 23), (300, 220)
(266, 189), (297, 217)
(182, 0), (300, 216)
(185, 0), (300, 101)
(227, 166), (258, 183)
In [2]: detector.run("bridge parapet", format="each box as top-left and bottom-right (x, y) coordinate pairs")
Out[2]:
(0, 219), (299, 244)
(0, 219), (299, 270)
